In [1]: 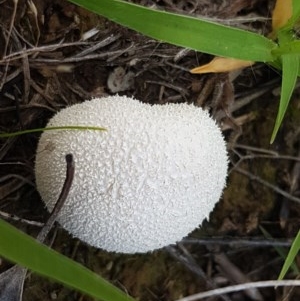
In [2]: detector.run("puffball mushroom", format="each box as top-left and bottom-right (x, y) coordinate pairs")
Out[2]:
(35, 95), (228, 254)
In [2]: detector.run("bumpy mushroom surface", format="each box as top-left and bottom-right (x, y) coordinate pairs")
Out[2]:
(35, 96), (227, 253)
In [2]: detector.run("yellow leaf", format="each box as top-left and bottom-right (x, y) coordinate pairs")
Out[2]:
(272, 0), (292, 31)
(190, 57), (254, 74)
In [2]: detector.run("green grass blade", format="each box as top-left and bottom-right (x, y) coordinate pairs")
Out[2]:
(286, 0), (300, 28)
(270, 54), (299, 143)
(0, 219), (135, 301)
(0, 126), (106, 138)
(68, 0), (276, 62)
(292, 0), (300, 19)
(278, 230), (300, 279)
(260, 226), (299, 274)
(272, 40), (300, 56)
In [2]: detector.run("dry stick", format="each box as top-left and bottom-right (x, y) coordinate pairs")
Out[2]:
(279, 145), (300, 228)
(234, 153), (300, 164)
(0, 154), (75, 301)
(231, 78), (280, 113)
(228, 144), (300, 174)
(231, 144), (300, 167)
(175, 280), (300, 301)
(0, 210), (44, 227)
(0, 61), (10, 91)
(167, 245), (233, 301)
(0, 67), (22, 88)
(0, 176), (34, 200)
(234, 167), (300, 204)
(36, 153), (74, 242)
(288, 145), (300, 194)
(214, 253), (263, 301)
(10, 29), (31, 104)
(2, 0), (18, 58)
(0, 174), (35, 187)
(0, 41), (88, 63)
(29, 80), (55, 104)
(182, 237), (292, 248)
(27, 0), (40, 45)
(74, 34), (121, 58)
(0, 137), (16, 161)
(174, 48), (192, 62)
(0, 103), (56, 113)
(29, 45), (135, 64)
(145, 80), (189, 95)
(234, 143), (279, 156)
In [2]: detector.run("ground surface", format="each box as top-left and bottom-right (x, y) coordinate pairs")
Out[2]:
(0, 0), (300, 300)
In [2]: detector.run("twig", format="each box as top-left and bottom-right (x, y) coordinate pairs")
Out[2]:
(0, 176), (34, 200)
(0, 103), (56, 113)
(0, 174), (35, 187)
(36, 153), (75, 242)
(232, 78), (279, 113)
(175, 280), (300, 301)
(30, 80), (55, 104)
(0, 41), (88, 63)
(174, 48), (192, 62)
(0, 67), (22, 89)
(74, 34), (121, 58)
(214, 253), (263, 301)
(0, 62), (10, 91)
(28, 46), (135, 64)
(27, 0), (40, 45)
(234, 153), (300, 164)
(234, 143), (279, 156)
(10, 29), (31, 104)
(288, 145), (300, 194)
(2, 0), (18, 58)
(167, 245), (233, 301)
(182, 237), (292, 248)
(232, 143), (300, 164)
(145, 80), (189, 95)
(0, 211), (44, 227)
(165, 61), (191, 72)
(234, 167), (300, 204)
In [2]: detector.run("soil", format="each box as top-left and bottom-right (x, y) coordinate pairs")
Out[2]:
(0, 0), (300, 301)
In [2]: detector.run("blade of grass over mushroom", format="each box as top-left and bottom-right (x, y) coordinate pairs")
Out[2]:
(270, 54), (299, 143)
(68, 0), (276, 62)
(0, 126), (106, 138)
(278, 230), (300, 280)
(0, 219), (135, 301)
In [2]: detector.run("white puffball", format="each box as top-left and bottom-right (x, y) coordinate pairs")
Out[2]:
(35, 96), (227, 253)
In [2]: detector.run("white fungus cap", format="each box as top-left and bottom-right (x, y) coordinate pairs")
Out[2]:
(35, 96), (228, 254)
